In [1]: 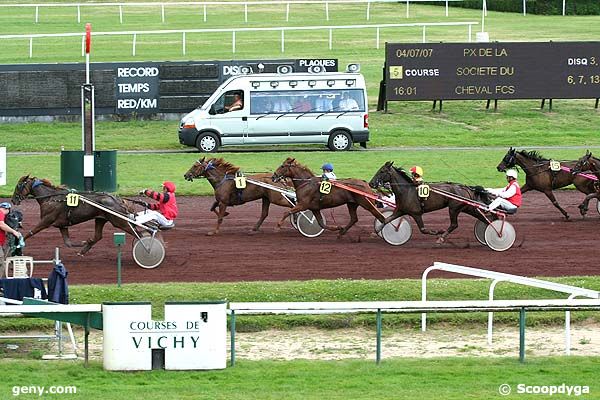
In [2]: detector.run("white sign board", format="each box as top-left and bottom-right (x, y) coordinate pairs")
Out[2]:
(0, 147), (6, 186)
(103, 301), (227, 371)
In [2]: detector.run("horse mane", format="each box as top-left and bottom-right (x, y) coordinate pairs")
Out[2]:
(288, 159), (315, 175)
(391, 165), (413, 182)
(28, 177), (68, 190)
(518, 150), (548, 161)
(212, 158), (240, 174)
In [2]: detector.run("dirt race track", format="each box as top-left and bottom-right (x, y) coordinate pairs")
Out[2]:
(7, 190), (600, 285)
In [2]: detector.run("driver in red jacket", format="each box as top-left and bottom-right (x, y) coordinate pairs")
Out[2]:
(135, 181), (178, 228)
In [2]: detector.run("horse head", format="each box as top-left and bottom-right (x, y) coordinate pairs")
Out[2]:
(272, 157), (297, 182)
(12, 175), (35, 205)
(184, 157), (211, 181)
(497, 147), (516, 172)
(368, 161), (395, 189)
(572, 151), (593, 175)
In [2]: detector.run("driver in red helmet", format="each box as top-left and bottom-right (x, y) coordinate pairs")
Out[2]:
(136, 181), (178, 228)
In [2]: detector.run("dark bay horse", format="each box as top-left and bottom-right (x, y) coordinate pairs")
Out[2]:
(184, 157), (294, 235)
(271, 157), (386, 235)
(369, 161), (493, 243)
(497, 147), (596, 219)
(571, 151), (600, 216)
(11, 175), (136, 255)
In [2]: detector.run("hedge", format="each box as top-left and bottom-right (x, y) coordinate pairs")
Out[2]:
(433, 0), (600, 15)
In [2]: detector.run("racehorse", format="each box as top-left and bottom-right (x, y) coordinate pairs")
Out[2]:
(571, 150), (600, 216)
(184, 157), (294, 235)
(496, 147), (596, 219)
(369, 161), (493, 243)
(271, 157), (386, 235)
(11, 175), (136, 255)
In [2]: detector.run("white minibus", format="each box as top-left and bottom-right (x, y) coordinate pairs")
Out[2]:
(178, 68), (369, 152)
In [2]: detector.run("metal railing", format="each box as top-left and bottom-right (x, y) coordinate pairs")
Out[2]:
(0, 21), (478, 58)
(0, 0), (464, 24)
(228, 299), (600, 365)
(422, 262), (600, 355)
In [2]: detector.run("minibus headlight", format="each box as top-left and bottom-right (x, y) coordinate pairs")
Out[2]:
(182, 117), (196, 129)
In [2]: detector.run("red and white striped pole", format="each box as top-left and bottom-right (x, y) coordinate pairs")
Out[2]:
(82, 23), (95, 191)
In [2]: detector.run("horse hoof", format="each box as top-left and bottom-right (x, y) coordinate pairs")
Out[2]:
(436, 237), (446, 244)
(206, 231), (217, 236)
(223, 212), (230, 217)
(247, 230), (259, 236)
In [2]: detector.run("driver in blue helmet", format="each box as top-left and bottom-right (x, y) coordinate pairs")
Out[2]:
(321, 163), (337, 180)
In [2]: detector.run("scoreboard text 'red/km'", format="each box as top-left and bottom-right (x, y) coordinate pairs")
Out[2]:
(385, 42), (600, 101)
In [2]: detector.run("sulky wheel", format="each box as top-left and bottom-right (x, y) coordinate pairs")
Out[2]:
(289, 213), (298, 230)
(474, 220), (488, 246)
(484, 220), (516, 252)
(374, 210), (412, 246)
(295, 210), (325, 238)
(132, 236), (166, 269)
(373, 208), (393, 238)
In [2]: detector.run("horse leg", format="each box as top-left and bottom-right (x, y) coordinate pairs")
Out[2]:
(577, 192), (597, 217)
(58, 227), (86, 248)
(311, 210), (342, 232)
(208, 203), (228, 236)
(211, 200), (229, 218)
(338, 203), (359, 237)
(543, 190), (570, 220)
(277, 204), (308, 229)
(251, 198), (270, 233)
(24, 217), (58, 240)
(436, 208), (460, 244)
(78, 219), (108, 255)
(412, 214), (440, 236)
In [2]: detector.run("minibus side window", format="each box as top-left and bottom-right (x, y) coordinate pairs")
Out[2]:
(210, 90), (244, 114)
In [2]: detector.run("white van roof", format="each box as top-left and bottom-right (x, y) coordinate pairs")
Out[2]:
(220, 72), (365, 91)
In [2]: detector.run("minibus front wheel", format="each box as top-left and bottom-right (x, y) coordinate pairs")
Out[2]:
(196, 132), (219, 153)
(328, 130), (353, 151)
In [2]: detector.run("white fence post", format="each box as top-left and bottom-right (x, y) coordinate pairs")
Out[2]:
(445, 0), (449, 17)
(281, 29), (285, 53)
(286, 2), (290, 21)
(77, 5), (81, 24)
(232, 31), (236, 53)
(35, 6), (39, 23)
(119, 5), (123, 24)
(366, 1), (371, 21)
(182, 32), (186, 55)
(29, 37), (33, 58)
(244, 3), (248, 23)
(562, 0), (566, 15)
(203, 4), (207, 22)
(522, 0), (526, 16)
(422, 25), (426, 43)
(132, 33), (137, 56)
(161, 4), (165, 23)
(468, 24), (472, 42)
(406, 0), (409, 18)
(325, 1), (329, 21)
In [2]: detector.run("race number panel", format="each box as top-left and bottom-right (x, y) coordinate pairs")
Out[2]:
(66, 193), (80, 207)
(319, 181), (332, 194)
(417, 184), (430, 199)
(386, 42), (600, 101)
(549, 160), (561, 172)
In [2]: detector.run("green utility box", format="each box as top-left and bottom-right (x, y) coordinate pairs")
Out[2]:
(60, 150), (117, 192)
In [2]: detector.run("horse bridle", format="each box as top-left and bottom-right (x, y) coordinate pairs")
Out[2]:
(13, 178), (34, 203)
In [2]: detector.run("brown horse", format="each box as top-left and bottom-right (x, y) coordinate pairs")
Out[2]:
(11, 175), (136, 255)
(497, 148), (596, 220)
(271, 157), (385, 235)
(369, 161), (493, 243)
(184, 157), (294, 235)
(571, 151), (600, 216)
